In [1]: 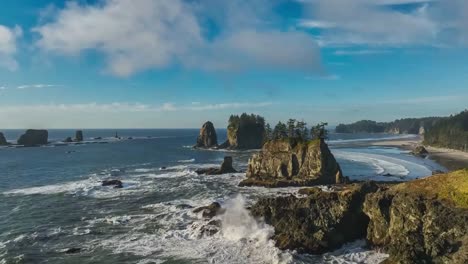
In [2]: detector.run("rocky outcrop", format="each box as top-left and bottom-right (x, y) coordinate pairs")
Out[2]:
(0, 132), (7, 145)
(102, 180), (123, 188)
(195, 121), (218, 148)
(17, 129), (48, 146)
(239, 139), (346, 187)
(75, 130), (84, 142)
(411, 145), (429, 157)
(251, 182), (379, 254)
(193, 202), (224, 219)
(64, 137), (73, 143)
(364, 169), (468, 264)
(220, 114), (265, 149)
(195, 156), (238, 175)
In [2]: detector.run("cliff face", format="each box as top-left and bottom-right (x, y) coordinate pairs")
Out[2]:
(195, 121), (218, 148)
(364, 169), (468, 264)
(17, 129), (48, 146)
(221, 122), (265, 149)
(240, 139), (345, 187)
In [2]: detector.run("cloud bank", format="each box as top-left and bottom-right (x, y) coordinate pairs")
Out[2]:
(0, 25), (21, 71)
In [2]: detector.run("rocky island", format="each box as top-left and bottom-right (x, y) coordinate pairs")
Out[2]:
(195, 121), (218, 148)
(219, 113), (266, 150)
(17, 129), (48, 147)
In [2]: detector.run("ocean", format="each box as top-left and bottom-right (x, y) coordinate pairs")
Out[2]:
(0, 129), (446, 264)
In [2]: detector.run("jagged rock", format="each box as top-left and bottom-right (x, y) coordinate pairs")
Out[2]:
(17, 129), (48, 147)
(0, 132), (8, 145)
(195, 156), (238, 175)
(239, 139), (346, 187)
(195, 121), (218, 148)
(193, 202), (224, 219)
(251, 182), (379, 254)
(75, 130), (84, 142)
(411, 145), (429, 157)
(64, 137), (73, 143)
(364, 169), (468, 264)
(64, 248), (82, 254)
(102, 180), (123, 188)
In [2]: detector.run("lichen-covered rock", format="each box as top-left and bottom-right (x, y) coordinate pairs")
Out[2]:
(196, 156), (237, 175)
(411, 145), (429, 157)
(251, 182), (379, 254)
(364, 170), (468, 264)
(0, 132), (7, 145)
(239, 138), (346, 187)
(195, 121), (218, 148)
(17, 129), (48, 146)
(75, 130), (84, 142)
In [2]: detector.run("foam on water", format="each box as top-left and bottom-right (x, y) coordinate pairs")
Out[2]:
(178, 158), (195, 163)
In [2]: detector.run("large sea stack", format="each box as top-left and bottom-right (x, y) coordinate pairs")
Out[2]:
(75, 130), (84, 142)
(0, 132), (7, 145)
(195, 121), (218, 148)
(17, 129), (48, 147)
(239, 138), (345, 187)
(220, 113), (265, 149)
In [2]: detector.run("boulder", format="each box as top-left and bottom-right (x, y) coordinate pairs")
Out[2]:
(64, 137), (73, 143)
(195, 156), (238, 175)
(17, 129), (48, 146)
(251, 182), (379, 254)
(411, 145), (429, 157)
(239, 138), (346, 187)
(0, 132), (8, 145)
(195, 121), (218, 148)
(193, 202), (224, 219)
(363, 169), (468, 264)
(75, 130), (84, 142)
(102, 179), (123, 188)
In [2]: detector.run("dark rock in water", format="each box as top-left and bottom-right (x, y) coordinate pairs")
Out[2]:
(94, 137), (102, 140)
(364, 169), (468, 264)
(160, 166), (167, 170)
(195, 121), (218, 148)
(411, 145), (429, 157)
(199, 219), (222, 237)
(17, 129), (48, 147)
(0, 132), (8, 145)
(75, 130), (84, 142)
(195, 156), (238, 175)
(64, 248), (81, 254)
(239, 139), (346, 187)
(193, 202), (224, 219)
(128, 137), (133, 140)
(64, 137), (73, 143)
(102, 180), (123, 188)
(251, 182), (379, 254)
(176, 204), (194, 209)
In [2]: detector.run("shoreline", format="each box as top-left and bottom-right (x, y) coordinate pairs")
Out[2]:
(370, 136), (468, 171)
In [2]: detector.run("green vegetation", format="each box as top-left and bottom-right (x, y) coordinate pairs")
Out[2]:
(227, 113), (266, 149)
(423, 110), (468, 152)
(336, 117), (441, 134)
(267, 119), (328, 141)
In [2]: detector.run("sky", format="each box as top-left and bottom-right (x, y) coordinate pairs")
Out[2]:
(0, 0), (467, 129)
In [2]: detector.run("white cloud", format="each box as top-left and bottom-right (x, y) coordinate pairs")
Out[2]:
(17, 84), (61, 89)
(334, 49), (391, 55)
(0, 25), (22, 71)
(34, 0), (322, 76)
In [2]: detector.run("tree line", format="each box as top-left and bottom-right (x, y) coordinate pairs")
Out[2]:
(335, 117), (441, 134)
(265, 119), (328, 141)
(423, 110), (468, 152)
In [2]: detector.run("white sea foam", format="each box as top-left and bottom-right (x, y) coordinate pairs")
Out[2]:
(178, 158), (195, 163)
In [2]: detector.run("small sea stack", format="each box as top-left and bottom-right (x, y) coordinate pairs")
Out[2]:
(0, 132), (8, 145)
(195, 121), (218, 148)
(17, 129), (48, 147)
(195, 156), (238, 175)
(75, 130), (84, 142)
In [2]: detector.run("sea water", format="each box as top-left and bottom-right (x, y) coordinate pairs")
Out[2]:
(0, 129), (446, 263)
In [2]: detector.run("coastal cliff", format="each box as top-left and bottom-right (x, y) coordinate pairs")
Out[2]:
(250, 170), (468, 263)
(195, 121), (218, 148)
(239, 138), (345, 187)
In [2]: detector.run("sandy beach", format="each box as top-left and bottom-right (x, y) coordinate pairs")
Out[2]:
(371, 136), (468, 171)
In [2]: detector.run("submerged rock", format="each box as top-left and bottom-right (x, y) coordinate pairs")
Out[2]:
(75, 130), (84, 142)
(193, 202), (223, 219)
(239, 138), (346, 187)
(195, 121), (218, 148)
(0, 132), (8, 145)
(102, 179), (123, 188)
(64, 248), (82, 254)
(411, 145), (429, 157)
(251, 182), (379, 254)
(17, 129), (48, 147)
(64, 137), (73, 143)
(195, 156), (238, 175)
(364, 169), (468, 264)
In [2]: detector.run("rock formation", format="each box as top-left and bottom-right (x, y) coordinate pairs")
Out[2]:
(0, 132), (8, 145)
(64, 137), (73, 143)
(239, 138), (346, 187)
(102, 179), (123, 188)
(219, 113), (266, 149)
(195, 121), (218, 148)
(75, 130), (84, 142)
(251, 182), (379, 254)
(364, 169), (468, 263)
(195, 156), (238, 175)
(193, 202), (224, 219)
(17, 129), (48, 146)
(411, 145), (429, 157)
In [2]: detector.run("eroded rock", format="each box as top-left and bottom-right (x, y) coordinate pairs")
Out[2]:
(195, 121), (218, 148)
(17, 129), (48, 147)
(195, 156), (238, 175)
(102, 179), (123, 188)
(0, 132), (8, 145)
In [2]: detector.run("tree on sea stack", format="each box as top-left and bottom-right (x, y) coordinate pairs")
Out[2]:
(311, 122), (328, 141)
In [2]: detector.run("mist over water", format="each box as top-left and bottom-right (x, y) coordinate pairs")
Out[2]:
(0, 129), (444, 263)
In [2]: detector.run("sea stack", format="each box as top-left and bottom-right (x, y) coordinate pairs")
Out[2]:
(219, 113), (266, 149)
(0, 132), (7, 145)
(75, 130), (84, 142)
(17, 129), (48, 147)
(195, 121), (218, 148)
(195, 156), (238, 175)
(239, 138), (346, 187)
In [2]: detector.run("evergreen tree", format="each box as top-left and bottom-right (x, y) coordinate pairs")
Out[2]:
(287, 119), (296, 138)
(265, 123), (272, 140)
(273, 122), (288, 139)
(311, 122), (328, 140)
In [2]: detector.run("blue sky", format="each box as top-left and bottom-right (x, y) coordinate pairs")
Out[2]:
(0, 0), (467, 128)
